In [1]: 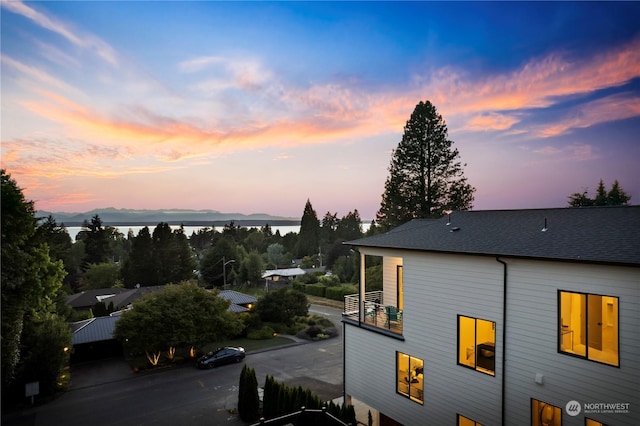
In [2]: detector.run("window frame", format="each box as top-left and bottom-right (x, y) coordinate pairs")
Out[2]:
(396, 265), (403, 311)
(457, 315), (496, 376)
(585, 419), (610, 426)
(531, 398), (562, 426)
(395, 351), (424, 405)
(557, 290), (620, 367)
(457, 413), (483, 426)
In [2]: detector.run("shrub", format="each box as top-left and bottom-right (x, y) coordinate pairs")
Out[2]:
(318, 274), (340, 286)
(247, 325), (275, 340)
(255, 287), (309, 325)
(325, 284), (357, 301)
(305, 284), (326, 297)
(238, 365), (260, 422)
(305, 325), (322, 338)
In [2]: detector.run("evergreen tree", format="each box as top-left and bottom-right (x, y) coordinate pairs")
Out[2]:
(607, 180), (631, 205)
(336, 210), (363, 241)
(320, 211), (338, 245)
(121, 227), (155, 287)
(1, 170), (67, 398)
(376, 100), (475, 230)
(296, 199), (320, 258)
(594, 179), (608, 206)
(80, 215), (112, 269)
(36, 215), (77, 288)
(238, 365), (260, 422)
(567, 179), (631, 207)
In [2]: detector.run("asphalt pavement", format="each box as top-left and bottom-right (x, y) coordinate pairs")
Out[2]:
(2, 304), (346, 426)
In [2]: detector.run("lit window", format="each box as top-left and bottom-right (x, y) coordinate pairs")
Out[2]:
(585, 419), (610, 426)
(396, 352), (423, 404)
(458, 315), (496, 375)
(559, 291), (619, 367)
(458, 414), (483, 426)
(531, 399), (561, 426)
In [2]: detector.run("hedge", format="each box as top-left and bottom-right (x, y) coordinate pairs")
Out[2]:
(305, 284), (326, 297)
(325, 284), (357, 301)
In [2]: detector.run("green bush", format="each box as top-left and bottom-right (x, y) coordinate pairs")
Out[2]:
(247, 325), (275, 340)
(238, 365), (260, 422)
(305, 284), (326, 297)
(318, 274), (340, 286)
(325, 284), (357, 301)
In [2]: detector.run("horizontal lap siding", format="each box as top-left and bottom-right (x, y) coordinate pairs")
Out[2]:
(504, 259), (640, 426)
(347, 249), (639, 426)
(402, 252), (504, 425)
(344, 324), (427, 425)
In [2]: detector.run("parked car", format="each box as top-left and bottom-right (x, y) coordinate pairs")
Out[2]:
(197, 347), (245, 369)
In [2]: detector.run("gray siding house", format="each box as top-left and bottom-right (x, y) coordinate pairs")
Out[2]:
(343, 206), (639, 426)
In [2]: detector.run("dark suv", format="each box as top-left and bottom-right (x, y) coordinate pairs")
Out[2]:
(197, 347), (245, 369)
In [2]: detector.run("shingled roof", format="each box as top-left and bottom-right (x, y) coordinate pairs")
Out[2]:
(347, 206), (640, 266)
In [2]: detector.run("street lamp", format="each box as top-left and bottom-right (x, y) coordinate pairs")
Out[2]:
(223, 256), (235, 289)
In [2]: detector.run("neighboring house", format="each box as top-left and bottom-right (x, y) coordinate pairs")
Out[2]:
(66, 288), (129, 311)
(70, 314), (123, 361)
(342, 206), (639, 426)
(262, 267), (307, 283)
(106, 285), (166, 310)
(218, 290), (257, 312)
(68, 287), (257, 359)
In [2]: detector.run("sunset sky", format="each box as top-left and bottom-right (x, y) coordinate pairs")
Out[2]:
(2, 1), (639, 220)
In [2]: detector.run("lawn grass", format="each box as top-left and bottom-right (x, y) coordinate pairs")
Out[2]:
(128, 335), (297, 371)
(202, 335), (296, 353)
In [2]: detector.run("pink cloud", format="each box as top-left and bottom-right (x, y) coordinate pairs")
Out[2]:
(538, 93), (640, 137)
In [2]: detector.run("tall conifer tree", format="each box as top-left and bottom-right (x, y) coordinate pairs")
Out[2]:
(376, 101), (475, 230)
(296, 199), (320, 258)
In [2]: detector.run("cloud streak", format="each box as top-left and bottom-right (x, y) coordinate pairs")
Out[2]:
(1, 0), (118, 66)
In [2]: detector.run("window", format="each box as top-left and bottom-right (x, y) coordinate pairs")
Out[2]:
(585, 419), (610, 426)
(531, 399), (561, 426)
(396, 265), (403, 311)
(396, 352), (423, 404)
(458, 414), (483, 426)
(458, 315), (496, 375)
(559, 291), (619, 366)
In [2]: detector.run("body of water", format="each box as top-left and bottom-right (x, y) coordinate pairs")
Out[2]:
(65, 223), (370, 242)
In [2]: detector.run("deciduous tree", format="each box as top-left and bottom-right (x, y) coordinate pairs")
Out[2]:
(255, 288), (308, 325)
(113, 282), (242, 363)
(376, 100), (475, 230)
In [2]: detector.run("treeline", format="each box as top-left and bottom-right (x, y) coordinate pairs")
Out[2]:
(568, 179), (631, 207)
(39, 198), (378, 295)
(238, 366), (356, 425)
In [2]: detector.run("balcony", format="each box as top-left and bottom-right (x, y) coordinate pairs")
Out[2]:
(343, 291), (403, 335)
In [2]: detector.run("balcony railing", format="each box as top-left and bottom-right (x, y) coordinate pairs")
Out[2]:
(343, 291), (402, 334)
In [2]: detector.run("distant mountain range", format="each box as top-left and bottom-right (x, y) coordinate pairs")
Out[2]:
(37, 208), (300, 227)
